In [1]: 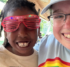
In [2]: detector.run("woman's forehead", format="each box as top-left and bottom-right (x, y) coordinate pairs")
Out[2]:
(51, 1), (70, 14)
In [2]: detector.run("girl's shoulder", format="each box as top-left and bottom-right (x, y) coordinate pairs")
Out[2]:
(0, 45), (5, 51)
(0, 45), (7, 58)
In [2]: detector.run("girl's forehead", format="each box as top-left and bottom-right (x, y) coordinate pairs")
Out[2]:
(7, 8), (35, 17)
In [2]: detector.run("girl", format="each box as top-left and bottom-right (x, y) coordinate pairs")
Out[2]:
(0, 0), (41, 67)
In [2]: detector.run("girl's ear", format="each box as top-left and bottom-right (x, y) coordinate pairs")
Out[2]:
(38, 27), (42, 38)
(4, 31), (7, 38)
(38, 27), (40, 38)
(3, 32), (8, 47)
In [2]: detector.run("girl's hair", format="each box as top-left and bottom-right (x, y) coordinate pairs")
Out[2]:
(0, 0), (38, 47)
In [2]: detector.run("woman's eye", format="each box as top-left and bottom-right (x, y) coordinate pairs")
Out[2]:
(54, 15), (64, 19)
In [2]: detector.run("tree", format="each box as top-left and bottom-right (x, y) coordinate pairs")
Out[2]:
(0, 0), (8, 3)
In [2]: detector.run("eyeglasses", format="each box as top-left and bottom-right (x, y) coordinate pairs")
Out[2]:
(48, 13), (70, 26)
(1, 14), (41, 32)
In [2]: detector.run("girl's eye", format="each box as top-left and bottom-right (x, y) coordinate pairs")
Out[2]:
(27, 28), (34, 31)
(53, 15), (64, 19)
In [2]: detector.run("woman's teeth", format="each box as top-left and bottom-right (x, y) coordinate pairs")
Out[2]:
(18, 43), (29, 47)
(64, 34), (70, 38)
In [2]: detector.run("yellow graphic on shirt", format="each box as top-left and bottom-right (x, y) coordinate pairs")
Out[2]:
(38, 57), (70, 67)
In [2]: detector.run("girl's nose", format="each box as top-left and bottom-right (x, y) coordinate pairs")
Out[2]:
(18, 23), (28, 37)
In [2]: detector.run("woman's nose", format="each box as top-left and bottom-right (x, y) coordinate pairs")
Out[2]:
(64, 16), (70, 28)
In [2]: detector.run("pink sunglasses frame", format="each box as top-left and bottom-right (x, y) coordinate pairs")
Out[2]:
(1, 14), (41, 32)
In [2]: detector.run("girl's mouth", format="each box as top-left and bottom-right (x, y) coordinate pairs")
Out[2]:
(18, 42), (29, 47)
(16, 41), (30, 48)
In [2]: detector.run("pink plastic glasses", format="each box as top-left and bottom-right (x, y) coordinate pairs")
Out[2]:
(1, 14), (41, 32)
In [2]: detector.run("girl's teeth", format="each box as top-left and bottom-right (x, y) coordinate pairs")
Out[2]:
(64, 34), (70, 38)
(18, 43), (28, 47)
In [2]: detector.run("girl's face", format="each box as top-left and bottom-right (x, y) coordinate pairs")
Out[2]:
(5, 8), (39, 56)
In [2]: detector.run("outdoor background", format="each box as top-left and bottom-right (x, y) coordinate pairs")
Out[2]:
(0, 0), (53, 45)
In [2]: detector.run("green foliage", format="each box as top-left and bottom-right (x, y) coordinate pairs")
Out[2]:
(40, 18), (53, 37)
(0, 0), (8, 3)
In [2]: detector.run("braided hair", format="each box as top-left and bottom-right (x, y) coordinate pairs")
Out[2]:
(0, 0), (38, 47)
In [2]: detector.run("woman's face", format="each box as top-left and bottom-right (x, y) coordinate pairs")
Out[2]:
(5, 8), (39, 56)
(52, 1), (70, 49)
